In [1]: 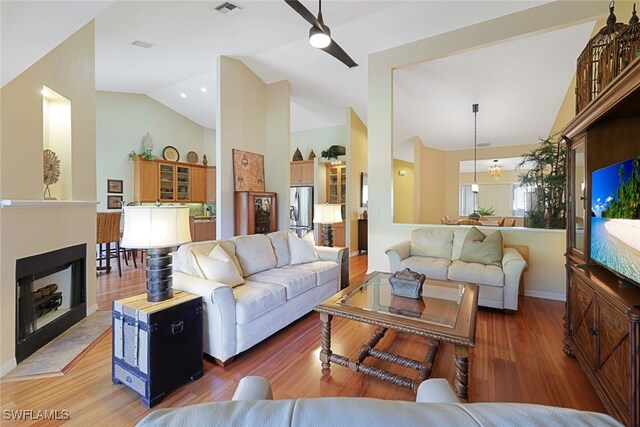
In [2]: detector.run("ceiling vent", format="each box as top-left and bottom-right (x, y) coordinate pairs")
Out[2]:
(477, 142), (491, 148)
(132, 40), (154, 49)
(214, 1), (243, 15)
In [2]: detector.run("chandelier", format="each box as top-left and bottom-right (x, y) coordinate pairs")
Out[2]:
(488, 159), (503, 180)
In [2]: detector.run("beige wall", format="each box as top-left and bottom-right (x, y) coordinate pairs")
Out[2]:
(367, 2), (605, 302)
(393, 159), (415, 223)
(216, 56), (290, 238)
(96, 91), (213, 210)
(0, 22), (97, 375)
(347, 108), (367, 253)
(416, 145), (445, 224)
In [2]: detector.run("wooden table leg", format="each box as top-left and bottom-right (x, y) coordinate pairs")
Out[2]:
(319, 312), (333, 369)
(454, 345), (469, 402)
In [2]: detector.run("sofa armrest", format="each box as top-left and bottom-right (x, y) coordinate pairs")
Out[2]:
(232, 376), (274, 401)
(416, 379), (460, 403)
(316, 246), (345, 263)
(501, 247), (527, 311)
(173, 271), (237, 361)
(385, 241), (411, 272)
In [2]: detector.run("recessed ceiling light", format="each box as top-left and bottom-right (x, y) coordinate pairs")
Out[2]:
(201, 87), (207, 93)
(132, 40), (154, 49)
(214, 1), (243, 15)
(180, 93), (187, 98)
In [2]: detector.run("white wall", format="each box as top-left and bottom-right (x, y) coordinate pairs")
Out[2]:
(367, 2), (605, 299)
(290, 125), (346, 161)
(95, 91), (213, 211)
(347, 107), (368, 254)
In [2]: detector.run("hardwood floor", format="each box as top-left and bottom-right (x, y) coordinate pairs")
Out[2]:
(0, 254), (606, 426)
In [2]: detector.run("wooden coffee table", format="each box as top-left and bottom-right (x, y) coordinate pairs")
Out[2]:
(314, 271), (478, 401)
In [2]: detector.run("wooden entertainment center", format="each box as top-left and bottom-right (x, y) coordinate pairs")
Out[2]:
(562, 58), (640, 427)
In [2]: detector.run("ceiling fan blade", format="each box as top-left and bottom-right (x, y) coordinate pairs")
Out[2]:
(284, 0), (322, 30)
(321, 39), (358, 68)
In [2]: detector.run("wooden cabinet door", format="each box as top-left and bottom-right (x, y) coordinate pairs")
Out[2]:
(191, 166), (207, 202)
(290, 163), (303, 185)
(134, 159), (158, 202)
(176, 165), (190, 201)
(291, 161), (314, 186)
(597, 300), (630, 412)
(193, 221), (216, 241)
(206, 167), (216, 202)
(301, 161), (314, 185)
(572, 277), (596, 367)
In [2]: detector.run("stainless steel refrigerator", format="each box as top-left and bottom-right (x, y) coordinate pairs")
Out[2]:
(290, 186), (313, 237)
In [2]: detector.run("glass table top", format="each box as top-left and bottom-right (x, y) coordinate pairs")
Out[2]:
(337, 273), (464, 328)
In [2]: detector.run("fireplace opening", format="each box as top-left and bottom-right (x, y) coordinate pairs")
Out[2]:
(15, 244), (86, 363)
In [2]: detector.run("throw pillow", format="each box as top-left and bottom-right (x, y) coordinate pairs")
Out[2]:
(289, 231), (319, 265)
(459, 227), (503, 266)
(193, 244), (244, 287)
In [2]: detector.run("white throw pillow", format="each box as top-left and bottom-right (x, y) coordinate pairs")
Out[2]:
(288, 232), (319, 265)
(193, 244), (244, 287)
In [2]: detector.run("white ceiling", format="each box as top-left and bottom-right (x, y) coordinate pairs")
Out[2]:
(2, 1), (597, 145)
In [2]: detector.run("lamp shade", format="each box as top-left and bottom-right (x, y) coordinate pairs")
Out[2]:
(121, 206), (191, 249)
(313, 204), (342, 224)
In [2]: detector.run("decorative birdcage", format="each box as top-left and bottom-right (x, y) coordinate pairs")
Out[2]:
(576, 1), (627, 113)
(600, 4), (640, 90)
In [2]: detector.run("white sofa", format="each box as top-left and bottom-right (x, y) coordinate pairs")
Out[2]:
(172, 231), (345, 365)
(137, 376), (622, 426)
(385, 228), (527, 311)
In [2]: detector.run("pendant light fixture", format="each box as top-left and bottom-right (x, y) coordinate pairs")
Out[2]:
(488, 159), (503, 180)
(308, 0), (331, 48)
(469, 103), (480, 221)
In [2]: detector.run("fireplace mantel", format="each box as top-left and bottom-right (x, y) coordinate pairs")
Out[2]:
(1, 200), (98, 208)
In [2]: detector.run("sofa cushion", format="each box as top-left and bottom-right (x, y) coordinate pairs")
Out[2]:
(459, 227), (503, 266)
(247, 268), (316, 300)
(448, 260), (504, 287)
(267, 231), (290, 268)
(289, 232), (319, 265)
(178, 241), (241, 278)
(231, 235), (277, 277)
(193, 245), (244, 287)
(233, 281), (287, 325)
(399, 256), (451, 280)
(451, 229), (469, 261)
(283, 261), (339, 286)
(411, 229), (453, 259)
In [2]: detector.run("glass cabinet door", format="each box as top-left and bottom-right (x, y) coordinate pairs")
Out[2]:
(253, 195), (272, 234)
(159, 164), (174, 201)
(571, 143), (586, 254)
(176, 166), (190, 201)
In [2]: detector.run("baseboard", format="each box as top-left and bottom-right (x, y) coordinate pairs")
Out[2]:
(349, 250), (359, 257)
(86, 304), (99, 316)
(1, 357), (17, 378)
(524, 290), (566, 302)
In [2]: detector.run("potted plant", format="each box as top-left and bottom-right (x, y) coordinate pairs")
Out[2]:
(517, 135), (566, 229)
(128, 149), (154, 161)
(321, 146), (341, 161)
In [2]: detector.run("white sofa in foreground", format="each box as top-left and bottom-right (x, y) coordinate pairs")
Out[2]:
(172, 231), (346, 365)
(137, 376), (621, 426)
(385, 227), (527, 311)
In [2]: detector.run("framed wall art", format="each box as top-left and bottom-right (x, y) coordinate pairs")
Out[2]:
(107, 195), (123, 209)
(232, 149), (265, 192)
(107, 179), (123, 194)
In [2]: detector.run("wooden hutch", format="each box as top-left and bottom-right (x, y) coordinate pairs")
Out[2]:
(562, 58), (640, 427)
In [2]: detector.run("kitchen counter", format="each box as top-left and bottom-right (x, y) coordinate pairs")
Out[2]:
(189, 216), (216, 241)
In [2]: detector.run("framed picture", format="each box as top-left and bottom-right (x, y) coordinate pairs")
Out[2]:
(107, 179), (123, 194)
(107, 195), (123, 209)
(232, 149), (265, 192)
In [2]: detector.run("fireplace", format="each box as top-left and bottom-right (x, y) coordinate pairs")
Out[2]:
(15, 244), (86, 363)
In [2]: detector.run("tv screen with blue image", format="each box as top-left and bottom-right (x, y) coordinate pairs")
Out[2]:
(590, 156), (640, 287)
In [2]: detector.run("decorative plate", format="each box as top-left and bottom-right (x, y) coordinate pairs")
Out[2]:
(162, 146), (180, 162)
(186, 151), (199, 164)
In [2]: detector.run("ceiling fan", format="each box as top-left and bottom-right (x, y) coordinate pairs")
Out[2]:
(284, 0), (358, 68)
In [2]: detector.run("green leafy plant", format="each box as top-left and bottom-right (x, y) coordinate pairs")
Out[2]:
(601, 157), (640, 219)
(517, 135), (566, 229)
(477, 207), (495, 216)
(128, 149), (154, 161)
(321, 146), (341, 160)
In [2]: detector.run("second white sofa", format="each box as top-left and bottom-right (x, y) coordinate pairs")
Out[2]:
(172, 231), (345, 365)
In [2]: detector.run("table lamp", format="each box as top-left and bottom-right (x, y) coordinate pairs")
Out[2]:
(121, 206), (192, 302)
(313, 204), (343, 247)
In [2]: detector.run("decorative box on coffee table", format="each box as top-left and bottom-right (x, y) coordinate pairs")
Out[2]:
(112, 291), (203, 407)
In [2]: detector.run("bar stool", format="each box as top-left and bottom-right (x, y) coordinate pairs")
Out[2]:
(96, 212), (122, 277)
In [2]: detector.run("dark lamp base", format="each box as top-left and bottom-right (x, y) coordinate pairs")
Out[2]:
(146, 247), (174, 302)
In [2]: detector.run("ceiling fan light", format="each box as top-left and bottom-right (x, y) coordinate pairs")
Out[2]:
(309, 26), (331, 48)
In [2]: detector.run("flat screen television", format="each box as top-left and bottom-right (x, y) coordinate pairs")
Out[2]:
(590, 156), (640, 288)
